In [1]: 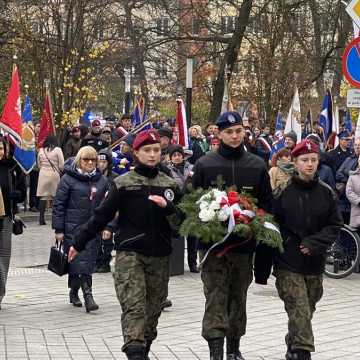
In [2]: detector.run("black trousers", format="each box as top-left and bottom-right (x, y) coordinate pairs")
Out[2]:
(187, 236), (198, 268)
(29, 170), (39, 209)
(96, 238), (114, 267)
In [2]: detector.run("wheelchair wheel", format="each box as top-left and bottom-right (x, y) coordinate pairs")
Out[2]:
(325, 225), (360, 279)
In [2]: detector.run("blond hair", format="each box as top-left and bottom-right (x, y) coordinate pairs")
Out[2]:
(73, 146), (98, 168)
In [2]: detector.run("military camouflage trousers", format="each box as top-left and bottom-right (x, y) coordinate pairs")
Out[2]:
(274, 269), (323, 352)
(200, 251), (253, 341)
(113, 251), (169, 351)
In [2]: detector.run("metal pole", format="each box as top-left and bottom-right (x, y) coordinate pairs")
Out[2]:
(186, 58), (193, 127)
(124, 68), (131, 114)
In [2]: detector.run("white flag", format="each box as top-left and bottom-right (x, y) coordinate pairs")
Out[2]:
(284, 87), (302, 143)
(355, 111), (360, 139)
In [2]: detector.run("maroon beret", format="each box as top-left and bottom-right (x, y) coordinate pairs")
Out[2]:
(92, 119), (101, 127)
(71, 126), (80, 133)
(133, 129), (160, 151)
(291, 140), (319, 158)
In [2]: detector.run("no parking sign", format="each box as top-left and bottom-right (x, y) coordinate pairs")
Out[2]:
(342, 37), (360, 88)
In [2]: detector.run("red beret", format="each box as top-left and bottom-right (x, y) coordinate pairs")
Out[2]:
(291, 140), (319, 158)
(133, 129), (160, 151)
(71, 126), (80, 133)
(92, 119), (101, 127)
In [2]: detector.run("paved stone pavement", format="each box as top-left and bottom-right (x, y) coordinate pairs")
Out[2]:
(1, 223), (360, 359)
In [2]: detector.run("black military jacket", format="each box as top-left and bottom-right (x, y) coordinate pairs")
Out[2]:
(73, 164), (180, 257)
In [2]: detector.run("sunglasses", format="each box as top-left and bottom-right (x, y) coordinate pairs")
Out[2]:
(81, 158), (97, 162)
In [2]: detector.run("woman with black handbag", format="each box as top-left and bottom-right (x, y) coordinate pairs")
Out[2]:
(52, 146), (107, 313)
(0, 136), (26, 310)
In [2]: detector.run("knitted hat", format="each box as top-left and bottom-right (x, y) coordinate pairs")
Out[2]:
(284, 131), (297, 144)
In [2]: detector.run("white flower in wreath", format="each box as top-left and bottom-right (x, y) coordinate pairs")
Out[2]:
(209, 201), (220, 211)
(199, 208), (216, 222)
(199, 201), (209, 210)
(198, 193), (211, 203)
(217, 209), (229, 222)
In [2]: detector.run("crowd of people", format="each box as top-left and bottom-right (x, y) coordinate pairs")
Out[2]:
(0, 109), (357, 360)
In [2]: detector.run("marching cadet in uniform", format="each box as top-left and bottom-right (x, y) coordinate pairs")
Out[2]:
(256, 140), (343, 360)
(192, 112), (272, 360)
(69, 129), (180, 360)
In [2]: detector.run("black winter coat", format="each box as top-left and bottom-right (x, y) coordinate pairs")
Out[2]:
(0, 159), (26, 218)
(192, 142), (272, 254)
(52, 161), (108, 275)
(254, 175), (343, 284)
(328, 145), (354, 174)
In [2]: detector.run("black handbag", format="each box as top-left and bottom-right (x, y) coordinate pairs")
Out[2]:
(48, 240), (69, 276)
(12, 216), (26, 235)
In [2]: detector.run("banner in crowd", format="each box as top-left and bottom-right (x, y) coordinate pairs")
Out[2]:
(333, 106), (340, 148)
(284, 86), (301, 143)
(345, 111), (353, 133)
(0, 65), (22, 145)
(13, 95), (36, 174)
(275, 111), (284, 131)
(38, 88), (55, 147)
(176, 97), (189, 149)
(132, 97), (146, 127)
(303, 110), (313, 138)
(319, 89), (333, 141)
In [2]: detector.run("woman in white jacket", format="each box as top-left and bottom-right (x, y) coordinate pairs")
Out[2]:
(346, 157), (360, 228)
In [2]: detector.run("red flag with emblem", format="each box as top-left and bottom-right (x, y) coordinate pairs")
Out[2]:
(38, 88), (55, 147)
(0, 65), (22, 145)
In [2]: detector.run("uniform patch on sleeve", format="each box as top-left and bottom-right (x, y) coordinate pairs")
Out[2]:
(164, 189), (175, 201)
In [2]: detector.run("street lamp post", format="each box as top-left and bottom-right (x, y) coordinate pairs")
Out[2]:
(186, 58), (193, 127)
(124, 67), (131, 114)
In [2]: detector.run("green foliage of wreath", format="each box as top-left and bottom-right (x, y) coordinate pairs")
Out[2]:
(177, 186), (283, 252)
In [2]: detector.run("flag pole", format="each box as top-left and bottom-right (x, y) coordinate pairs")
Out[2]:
(44, 79), (55, 135)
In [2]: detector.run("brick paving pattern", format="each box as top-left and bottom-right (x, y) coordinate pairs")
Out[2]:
(0, 224), (359, 359)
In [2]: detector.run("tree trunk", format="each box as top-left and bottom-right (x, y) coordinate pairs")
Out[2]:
(208, 0), (253, 122)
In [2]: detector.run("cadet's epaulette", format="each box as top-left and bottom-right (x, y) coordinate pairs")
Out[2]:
(272, 178), (292, 200)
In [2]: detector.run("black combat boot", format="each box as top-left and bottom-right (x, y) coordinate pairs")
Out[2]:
(125, 345), (145, 360)
(226, 338), (245, 360)
(38, 200), (46, 225)
(208, 338), (224, 360)
(286, 350), (311, 360)
(145, 339), (152, 360)
(69, 276), (82, 307)
(80, 276), (99, 313)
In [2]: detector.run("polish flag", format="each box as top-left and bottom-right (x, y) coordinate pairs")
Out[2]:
(176, 98), (189, 149)
(0, 65), (22, 145)
(38, 88), (55, 147)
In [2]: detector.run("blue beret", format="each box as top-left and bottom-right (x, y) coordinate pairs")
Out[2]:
(216, 111), (242, 130)
(338, 130), (351, 139)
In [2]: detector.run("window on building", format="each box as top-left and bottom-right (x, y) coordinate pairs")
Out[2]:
(192, 18), (201, 35)
(94, 23), (104, 40)
(155, 60), (167, 78)
(220, 16), (236, 34)
(156, 18), (169, 36)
